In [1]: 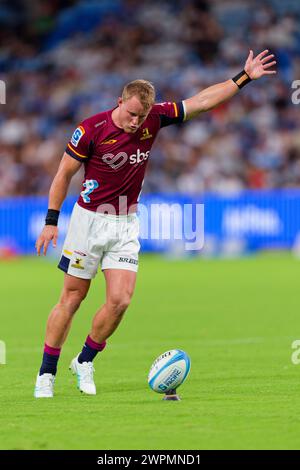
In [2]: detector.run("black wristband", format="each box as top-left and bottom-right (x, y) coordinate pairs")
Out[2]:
(232, 70), (252, 89)
(45, 209), (60, 226)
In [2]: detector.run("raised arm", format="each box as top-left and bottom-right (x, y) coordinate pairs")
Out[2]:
(36, 152), (82, 256)
(183, 49), (276, 120)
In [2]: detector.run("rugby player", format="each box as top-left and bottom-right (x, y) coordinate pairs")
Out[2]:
(34, 50), (276, 397)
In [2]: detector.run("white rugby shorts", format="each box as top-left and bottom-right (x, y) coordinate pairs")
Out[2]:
(58, 203), (140, 279)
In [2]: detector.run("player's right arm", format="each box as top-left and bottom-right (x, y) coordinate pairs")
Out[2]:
(36, 153), (82, 256)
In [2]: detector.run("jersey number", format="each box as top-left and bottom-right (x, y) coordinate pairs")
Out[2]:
(80, 179), (99, 203)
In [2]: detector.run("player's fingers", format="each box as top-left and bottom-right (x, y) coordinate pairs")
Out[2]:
(256, 49), (269, 60)
(36, 238), (43, 256)
(263, 70), (277, 75)
(261, 54), (274, 64)
(245, 49), (253, 65)
(53, 234), (57, 248)
(263, 61), (277, 69)
(43, 239), (50, 256)
(246, 49), (252, 60)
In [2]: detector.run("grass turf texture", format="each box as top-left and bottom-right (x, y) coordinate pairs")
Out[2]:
(0, 253), (300, 450)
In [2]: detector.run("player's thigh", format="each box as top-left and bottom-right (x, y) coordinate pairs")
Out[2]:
(60, 273), (91, 304)
(103, 269), (137, 305)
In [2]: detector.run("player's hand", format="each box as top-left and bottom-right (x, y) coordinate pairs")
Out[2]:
(36, 225), (58, 256)
(244, 49), (277, 80)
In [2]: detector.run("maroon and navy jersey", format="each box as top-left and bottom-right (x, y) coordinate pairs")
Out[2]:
(66, 102), (185, 214)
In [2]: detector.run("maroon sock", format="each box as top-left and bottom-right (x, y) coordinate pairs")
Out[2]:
(78, 335), (106, 364)
(39, 343), (61, 376)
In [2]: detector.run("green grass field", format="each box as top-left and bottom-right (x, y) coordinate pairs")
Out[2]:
(1, 253), (300, 450)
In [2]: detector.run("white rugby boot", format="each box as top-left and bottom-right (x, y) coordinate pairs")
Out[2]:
(34, 373), (55, 398)
(69, 355), (96, 395)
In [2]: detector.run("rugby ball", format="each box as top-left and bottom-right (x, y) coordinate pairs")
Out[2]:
(148, 349), (191, 393)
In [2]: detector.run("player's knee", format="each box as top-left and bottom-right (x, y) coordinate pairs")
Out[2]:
(60, 288), (87, 314)
(107, 293), (132, 316)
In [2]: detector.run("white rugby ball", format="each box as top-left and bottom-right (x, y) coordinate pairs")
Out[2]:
(148, 349), (191, 393)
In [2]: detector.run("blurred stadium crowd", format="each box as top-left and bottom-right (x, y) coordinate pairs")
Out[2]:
(1, 0), (300, 197)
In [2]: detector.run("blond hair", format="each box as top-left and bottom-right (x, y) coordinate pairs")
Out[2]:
(122, 79), (155, 110)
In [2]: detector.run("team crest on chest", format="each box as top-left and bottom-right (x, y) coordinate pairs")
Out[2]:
(140, 128), (153, 141)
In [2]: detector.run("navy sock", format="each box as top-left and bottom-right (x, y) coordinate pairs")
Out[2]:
(39, 344), (61, 376)
(78, 335), (106, 364)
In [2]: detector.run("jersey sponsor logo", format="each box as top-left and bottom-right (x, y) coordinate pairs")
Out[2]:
(100, 139), (118, 145)
(129, 149), (150, 164)
(102, 152), (128, 170)
(118, 257), (138, 265)
(95, 120), (107, 128)
(140, 128), (153, 141)
(71, 126), (85, 147)
(81, 179), (99, 203)
(63, 249), (73, 256)
(74, 250), (87, 257)
(102, 149), (150, 169)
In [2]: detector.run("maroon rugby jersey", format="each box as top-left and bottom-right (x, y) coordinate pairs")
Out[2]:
(65, 102), (185, 214)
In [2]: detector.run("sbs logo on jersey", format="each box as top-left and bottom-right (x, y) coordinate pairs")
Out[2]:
(129, 149), (150, 164)
(102, 149), (150, 169)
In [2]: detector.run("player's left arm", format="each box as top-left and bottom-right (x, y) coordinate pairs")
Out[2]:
(183, 49), (277, 120)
